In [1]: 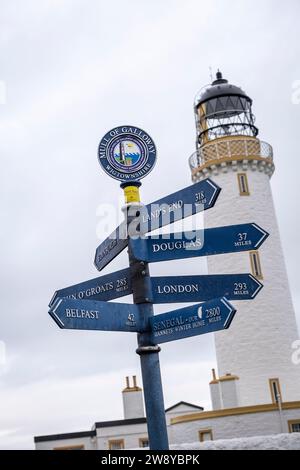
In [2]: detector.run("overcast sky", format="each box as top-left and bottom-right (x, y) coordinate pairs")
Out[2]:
(0, 0), (300, 449)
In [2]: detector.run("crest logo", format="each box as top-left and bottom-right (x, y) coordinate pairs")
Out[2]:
(98, 125), (157, 181)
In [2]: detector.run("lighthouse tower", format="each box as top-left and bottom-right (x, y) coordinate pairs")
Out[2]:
(190, 72), (300, 407)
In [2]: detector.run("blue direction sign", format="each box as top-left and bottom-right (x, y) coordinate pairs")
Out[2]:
(94, 178), (221, 271)
(49, 298), (145, 332)
(49, 268), (132, 308)
(151, 273), (263, 303)
(94, 223), (128, 273)
(139, 177), (220, 233)
(130, 223), (269, 263)
(149, 297), (236, 344)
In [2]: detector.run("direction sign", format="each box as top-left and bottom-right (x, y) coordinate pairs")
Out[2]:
(129, 223), (269, 263)
(149, 297), (236, 344)
(49, 298), (145, 332)
(49, 268), (132, 308)
(150, 273), (263, 303)
(140, 177), (220, 233)
(94, 223), (128, 273)
(94, 178), (221, 271)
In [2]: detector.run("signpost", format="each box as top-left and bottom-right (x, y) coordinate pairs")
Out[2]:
(94, 178), (221, 271)
(49, 298), (144, 332)
(150, 273), (263, 303)
(49, 124), (269, 451)
(149, 297), (236, 344)
(129, 223), (269, 263)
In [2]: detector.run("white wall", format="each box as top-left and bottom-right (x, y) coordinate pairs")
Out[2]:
(35, 435), (96, 450)
(170, 407), (300, 444)
(171, 433), (300, 450)
(166, 404), (203, 425)
(96, 422), (148, 450)
(122, 390), (145, 419)
(220, 379), (240, 409)
(210, 382), (222, 410)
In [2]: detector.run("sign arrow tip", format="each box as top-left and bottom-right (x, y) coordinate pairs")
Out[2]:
(48, 299), (65, 329)
(221, 297), (237, 329)
(48, 291), (58, 308)
(249, 274), (263, 298)
(251, 223), (270, 248)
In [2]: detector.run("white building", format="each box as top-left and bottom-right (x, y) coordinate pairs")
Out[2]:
(34, 374), (300, 450)
(35, 73), (300, 450)
(34, 376), (203, 450)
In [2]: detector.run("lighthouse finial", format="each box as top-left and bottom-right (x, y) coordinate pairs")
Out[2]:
(216, 69), (223, 81)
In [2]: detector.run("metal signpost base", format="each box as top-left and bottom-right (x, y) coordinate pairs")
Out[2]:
(136, 341), (169, 450)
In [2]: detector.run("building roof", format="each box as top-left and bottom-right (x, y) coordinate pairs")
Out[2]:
(34, 429), (96, 443)
(95, 417), (147, 428)
(165, 401), (204, 412)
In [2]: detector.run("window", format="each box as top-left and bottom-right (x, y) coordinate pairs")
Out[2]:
(237, 173), (250, 196)
(139, 437), (149, 448)
(269, 378), (282, 404)
(108, 439), (125, 450)
(288, 420), (300, 433)
(54, 445), (84, 450)
(249, 251), (263, 280)
(199, 429), (213, 442)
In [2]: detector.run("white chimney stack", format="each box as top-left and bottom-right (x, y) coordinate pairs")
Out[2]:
(122, 376), (145, 419)
(209, 369), (222, 410)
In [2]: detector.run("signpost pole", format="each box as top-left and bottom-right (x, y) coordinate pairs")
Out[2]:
(121, 181), (169, 451)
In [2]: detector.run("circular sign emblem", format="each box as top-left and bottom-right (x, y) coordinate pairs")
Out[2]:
(98, 125), (157, 181)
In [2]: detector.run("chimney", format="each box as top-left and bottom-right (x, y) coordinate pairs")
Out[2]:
(209, 369), (222, 410)
(209, 370), (240, 410)
(219, 373), (240, 408)
(122, 376), (145, 419)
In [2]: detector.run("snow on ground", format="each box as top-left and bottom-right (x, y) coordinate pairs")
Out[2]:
(171, 433), (300, 450)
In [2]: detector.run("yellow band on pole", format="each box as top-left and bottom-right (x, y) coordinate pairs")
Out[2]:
(123, 185), (141, 203)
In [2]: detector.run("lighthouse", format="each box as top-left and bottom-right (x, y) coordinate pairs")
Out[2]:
(189, 71), (300, 407)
